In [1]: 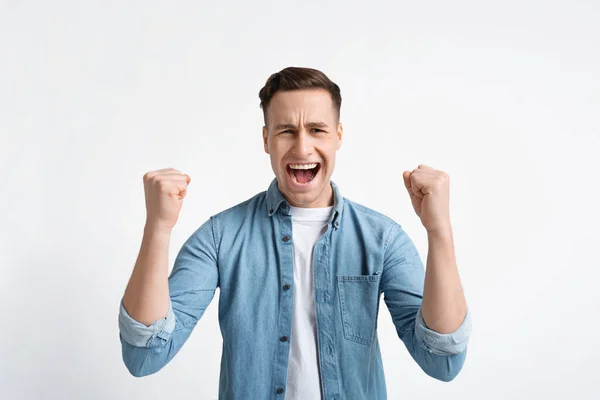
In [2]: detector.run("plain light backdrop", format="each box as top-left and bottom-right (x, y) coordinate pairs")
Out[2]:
(1, 1), (599, 399)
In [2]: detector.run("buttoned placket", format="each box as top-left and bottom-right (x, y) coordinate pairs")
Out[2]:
(266, 181), (344, 399)
(272, 202), (294, 397)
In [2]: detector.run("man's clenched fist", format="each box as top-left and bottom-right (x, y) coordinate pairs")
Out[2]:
(143, 168), (191, 231)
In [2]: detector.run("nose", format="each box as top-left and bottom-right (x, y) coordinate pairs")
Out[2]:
(291, 130), (313, 157)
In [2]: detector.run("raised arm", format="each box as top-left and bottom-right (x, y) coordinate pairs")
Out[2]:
(118, 168), (218, 377)
(381, 223), (471, 382)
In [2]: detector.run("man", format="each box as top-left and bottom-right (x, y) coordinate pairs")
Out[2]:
(118, 67), (472, 399)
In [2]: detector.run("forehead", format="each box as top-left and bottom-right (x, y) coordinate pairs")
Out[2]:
(266, 88), (335, 125)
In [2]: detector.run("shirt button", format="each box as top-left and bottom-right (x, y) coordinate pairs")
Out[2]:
(269, 208), (274, 214)
(276, 387), (284, 394)
(283, 235), (290, 242)
(281, 203), (287, 209)
(283, 284), (290, 291)
(280, 336), (288, 342)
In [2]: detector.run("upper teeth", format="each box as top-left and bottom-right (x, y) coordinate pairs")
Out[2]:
(289, 163), (318, 170)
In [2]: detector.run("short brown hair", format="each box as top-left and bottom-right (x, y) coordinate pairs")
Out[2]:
(259, 66), (342, 124)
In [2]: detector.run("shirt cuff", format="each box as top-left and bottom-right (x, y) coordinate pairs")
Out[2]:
(414, 306), (472, 356)
(118, 298), (176, 347)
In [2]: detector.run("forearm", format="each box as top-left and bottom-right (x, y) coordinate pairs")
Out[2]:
(122, 224), (172, 326)
(420, 227), (467, 333)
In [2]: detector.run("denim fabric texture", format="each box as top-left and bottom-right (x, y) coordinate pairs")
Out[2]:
(119, 178), (472, 399)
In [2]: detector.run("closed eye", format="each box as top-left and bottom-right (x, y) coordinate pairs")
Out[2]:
(278, 128), (325, 135)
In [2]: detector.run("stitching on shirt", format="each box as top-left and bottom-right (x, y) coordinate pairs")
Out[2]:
(210, 215), (220, 258)
(383, 224), (396, 253)
(337, 278), (379, 346)
(382, 224), (409, 274)
(173, 319), (199, 331)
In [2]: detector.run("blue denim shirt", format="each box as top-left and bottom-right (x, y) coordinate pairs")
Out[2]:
(118, 178), (472, 399)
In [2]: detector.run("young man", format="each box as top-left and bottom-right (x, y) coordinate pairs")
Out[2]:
(118, 67), (472, 399)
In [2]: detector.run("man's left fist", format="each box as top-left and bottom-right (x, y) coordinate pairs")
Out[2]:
(402, 164), (452, 233)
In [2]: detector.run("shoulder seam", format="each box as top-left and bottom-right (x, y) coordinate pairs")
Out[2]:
(209, 215), (219, 259)
(383, 223), (398, 254)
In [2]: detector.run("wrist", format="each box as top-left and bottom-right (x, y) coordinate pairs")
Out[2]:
(144, 221), (173, 236)
(426, 225), (453, 239)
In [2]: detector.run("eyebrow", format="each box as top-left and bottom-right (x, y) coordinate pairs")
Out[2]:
(274, 121), (329, 130)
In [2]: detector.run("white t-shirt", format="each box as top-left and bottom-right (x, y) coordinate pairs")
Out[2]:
(285, 205), (334, 400)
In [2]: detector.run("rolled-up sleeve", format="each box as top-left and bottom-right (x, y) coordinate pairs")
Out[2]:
(381, 223), (471, 382)
(414, 305), (472, 356)
(118, 298), (176, 347)
(117, 216), (219, 377)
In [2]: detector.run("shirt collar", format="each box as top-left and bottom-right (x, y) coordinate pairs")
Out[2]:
(265, 177), (344, 229)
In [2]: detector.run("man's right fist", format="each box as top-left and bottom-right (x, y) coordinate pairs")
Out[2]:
(143, 168), (191, 231)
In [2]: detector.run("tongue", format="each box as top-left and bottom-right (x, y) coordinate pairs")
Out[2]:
(295, 169), (313, 184)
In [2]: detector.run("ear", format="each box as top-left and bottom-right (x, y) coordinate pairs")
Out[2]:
(336, 122), (343, 150)
(262, 126), (269, 154)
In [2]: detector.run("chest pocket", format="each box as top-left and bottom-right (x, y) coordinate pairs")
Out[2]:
(337, 273), (381, 346)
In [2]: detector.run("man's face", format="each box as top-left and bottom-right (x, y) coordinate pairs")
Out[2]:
(262, 88), (343, 208)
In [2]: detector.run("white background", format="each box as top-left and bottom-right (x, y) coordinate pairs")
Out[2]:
(1, 1), (599, 399)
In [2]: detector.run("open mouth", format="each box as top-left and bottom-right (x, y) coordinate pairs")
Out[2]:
(286, 162), (321, 185)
